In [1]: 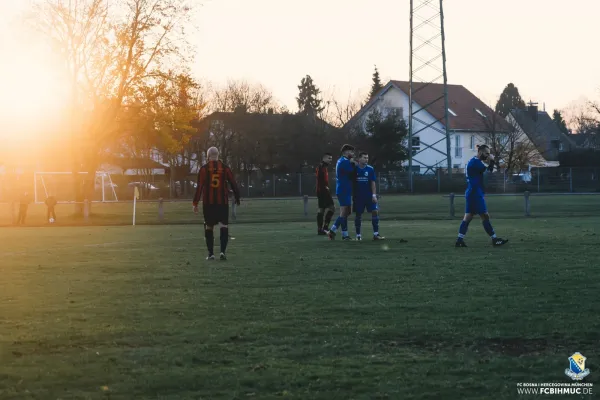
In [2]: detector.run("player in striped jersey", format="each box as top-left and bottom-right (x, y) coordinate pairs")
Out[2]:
(193, 147), (241, 260)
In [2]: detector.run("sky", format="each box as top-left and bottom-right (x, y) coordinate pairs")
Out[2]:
(1, 0), (599, 115)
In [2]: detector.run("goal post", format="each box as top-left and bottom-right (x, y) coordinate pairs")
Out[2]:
(33, 171), (119, 203)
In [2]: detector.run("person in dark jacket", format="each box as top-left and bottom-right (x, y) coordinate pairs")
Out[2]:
(17, 192), (31, 225)
(45, 194), (57, 223)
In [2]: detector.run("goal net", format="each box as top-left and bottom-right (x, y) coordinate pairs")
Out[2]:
(33, 172), (119, 203)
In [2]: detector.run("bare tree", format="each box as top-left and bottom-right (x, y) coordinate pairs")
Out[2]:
(478, 107), (543, 174)
(209, 80), (280, 114)
(31, 0), (195, 212)
(321, 89), (364, 128)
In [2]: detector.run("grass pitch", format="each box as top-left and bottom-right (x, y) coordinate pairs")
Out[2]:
(1, 200), (599, 399)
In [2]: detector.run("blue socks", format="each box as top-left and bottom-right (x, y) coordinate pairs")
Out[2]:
(483, 220), (496, 238)
(457, 220), (470, 239)
(340, 217), (348, 237)
(355, 214), (362, 235)
(330, 216), (343, 232)
(372, 215), (379, 235)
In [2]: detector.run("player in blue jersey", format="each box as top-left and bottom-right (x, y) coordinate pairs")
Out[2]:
(327, 144), (357, 240)
(456, 144), (508, 247)
(353, 152), (384, 241)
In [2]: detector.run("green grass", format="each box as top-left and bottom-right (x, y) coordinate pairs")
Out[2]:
(3, 193), (600, 226)
(1, 208), (599, 399)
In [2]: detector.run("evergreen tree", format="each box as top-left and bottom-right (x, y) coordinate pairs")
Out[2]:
(296, 75), (324, 116)
(552, 109), (569, 134)
(495, 83), (526, 117)
(359, 109), (408, 170)
(369, 65), (383, 99)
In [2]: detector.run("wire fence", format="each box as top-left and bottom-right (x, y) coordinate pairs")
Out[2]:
(1, 166), (600, 203)
(1, 192), (600, 227)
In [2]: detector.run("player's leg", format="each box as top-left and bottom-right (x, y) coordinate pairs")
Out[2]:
(456, 195), (475, 247)
(316, 206), (325, 234)
(328, 195), (350, 239)
(480, 211), (508, 246)
(456, 213), (473, 247)
(340, 204), (351, 240)
(366, 201), (384, 240)
(354, 204), (363, 240)
(218, 205), (230, 259)
(323, 198), (335, 231)
(203, 205), (216, 260)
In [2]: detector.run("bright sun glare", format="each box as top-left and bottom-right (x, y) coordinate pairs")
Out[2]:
(0, 23), (70, 149)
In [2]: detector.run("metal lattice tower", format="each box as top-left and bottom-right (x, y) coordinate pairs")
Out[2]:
(409, 0), (452, 191)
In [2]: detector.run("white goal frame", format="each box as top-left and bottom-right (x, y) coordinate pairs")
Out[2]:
(33, 171), (119, 204)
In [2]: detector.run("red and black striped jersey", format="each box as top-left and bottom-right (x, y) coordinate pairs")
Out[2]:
(316, 162), (330, 194)
(192, 160), (240, 206)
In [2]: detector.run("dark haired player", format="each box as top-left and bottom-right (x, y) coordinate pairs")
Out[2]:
(328, 144), (357, 240)
(455, 144), (508, 247)
(353, 151), (384, 240)
(316, 152), (335, 235)
(193, 147), (241, 260)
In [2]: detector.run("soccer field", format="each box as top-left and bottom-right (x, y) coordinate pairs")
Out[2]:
(1, 200), (599, 399)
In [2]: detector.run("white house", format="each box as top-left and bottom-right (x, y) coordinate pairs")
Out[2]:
(345, 80), (513, 174)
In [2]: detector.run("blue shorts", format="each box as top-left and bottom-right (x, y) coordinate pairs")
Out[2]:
(465, 193), (487, 215)
(353, 198), (379, 214)
(337, 194), (352, 207)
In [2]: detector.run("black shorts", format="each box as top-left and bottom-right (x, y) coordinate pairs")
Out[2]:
(317, 192), (334, 209)
(203, 204), (229, 226)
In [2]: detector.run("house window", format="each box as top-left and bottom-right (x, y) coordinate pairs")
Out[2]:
(385, 107), (403, 118)
(454, 135), (462, 158)
(411, 136), (420, 156)
(448, 108), (457, 117)
(453, 164), (461, 169)
(469, 135), (475, 150)
(559, 142), (564, 151)
(500, 135), (508, 146)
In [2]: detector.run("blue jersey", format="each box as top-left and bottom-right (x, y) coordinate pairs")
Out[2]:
(466, 156), (488, 196)
(354, 164), (376, 200)
(335, 156), (355, 195)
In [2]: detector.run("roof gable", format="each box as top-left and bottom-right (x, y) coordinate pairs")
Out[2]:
(346, 80), (511, 132)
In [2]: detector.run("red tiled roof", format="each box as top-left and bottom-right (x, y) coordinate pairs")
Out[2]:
(355, 81), (510, 132)
(390, 81), (511, 131)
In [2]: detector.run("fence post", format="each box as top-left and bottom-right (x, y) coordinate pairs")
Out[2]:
(231, 196), (237, 221)
(247, 174), (250, 197)
(449, 193), (455, 217)
(298, 173), (302, 196)
(158, 198), (164, 221)
(437, 168), (441, 193)
(537, 167), (540, 192)
(273, 173), (276, 197)
(569, 167), (573, 192)
(524, 191), (530, 217)
(83, 199), (90, 222)
(303, 195), (309, 217)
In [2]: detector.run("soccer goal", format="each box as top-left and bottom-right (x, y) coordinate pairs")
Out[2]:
(33, 172), (119, 204)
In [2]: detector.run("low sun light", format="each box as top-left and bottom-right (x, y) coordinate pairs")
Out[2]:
(0, 31), (70, 148)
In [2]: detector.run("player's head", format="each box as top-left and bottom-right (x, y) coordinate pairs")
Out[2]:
(340, 144), (355, 159)
(357, 151), (369, 166)
(322, 152), (333, 164)
(477, 144), (491, 161)
(207, 146), (219, 161)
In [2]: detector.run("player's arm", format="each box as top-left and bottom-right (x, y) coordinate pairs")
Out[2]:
(486, 155), (495, 172)
(370, 168), (378, 202)
(225, 167), (241, 204)
(192, 167), (205, 210)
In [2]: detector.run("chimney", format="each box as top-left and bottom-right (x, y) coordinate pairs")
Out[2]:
(527, 102), (538, 121)
(268, 108), (274, 114)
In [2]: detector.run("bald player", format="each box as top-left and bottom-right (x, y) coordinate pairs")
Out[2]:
(193, 147), (241, 260)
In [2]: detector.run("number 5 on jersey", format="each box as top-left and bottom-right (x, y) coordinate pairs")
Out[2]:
(211, 173), (220, 188)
